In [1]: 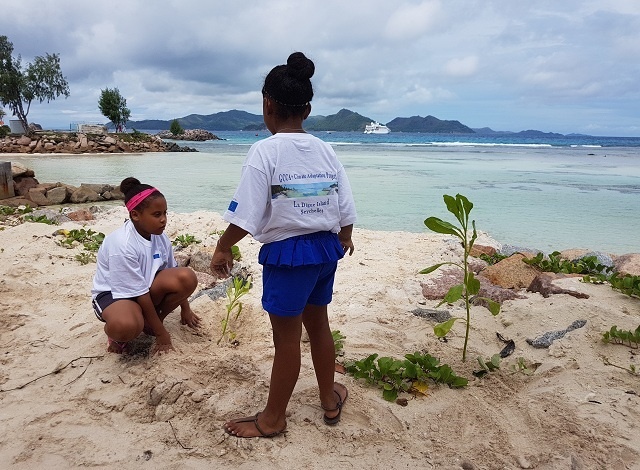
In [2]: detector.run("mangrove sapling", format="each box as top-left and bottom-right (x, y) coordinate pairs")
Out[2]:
(473, 354), (501, 378)
(332, 330), (346, 357)
(218, 275), (251, 345)
(420, 194), (500, 361)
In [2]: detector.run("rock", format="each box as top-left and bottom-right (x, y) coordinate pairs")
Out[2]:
(46, 186), (69, 205)
(527, 273), (589, 299)
(499, 244), (542, 257)
(0, 196), (34, 207)
(188, 246), (216, 275)
(28, 187), (51, 206)
(70, 186), (101, 203)
(411, 307), (452, 323)
(613, 253), (640, 276)
(470, 244), (496, 258)
(17, 136), (31, 146)
(81, 183), (113, 195)
(11, 162), (34, 177)
(13, 176), (39, 197)
(481, 254), (540, 289)
(66, 209), (94, 221)
(421, 267), (463, 300)
(526, 319), (587, 348)
(194, 271), (217, 288)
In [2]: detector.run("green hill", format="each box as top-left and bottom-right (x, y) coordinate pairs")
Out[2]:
(386, 115), (475, 133)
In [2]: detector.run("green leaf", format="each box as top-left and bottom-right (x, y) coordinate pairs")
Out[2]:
(419, 262), (447, 274)
(424, 217), (462, 238)
(382, 387), (398, 402)
(467, 273), (480, 295)
(434, 318), (458, 337)
(444, 284), (463, 303)
(443, 194), (461, 218)
(486, 299), (501, 316)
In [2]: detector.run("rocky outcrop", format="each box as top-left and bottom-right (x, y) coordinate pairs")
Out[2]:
(0, 131), (197, 154)
(156, 129), (221, 141)
(0, 163), (124, 207)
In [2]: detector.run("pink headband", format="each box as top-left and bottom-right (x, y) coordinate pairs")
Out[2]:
(125, 188), (158, 211)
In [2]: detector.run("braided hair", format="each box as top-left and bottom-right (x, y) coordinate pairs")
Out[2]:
(262, 52), (315, 119)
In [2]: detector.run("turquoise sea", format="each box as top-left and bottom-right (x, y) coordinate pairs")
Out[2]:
(8, 131), (640, 255)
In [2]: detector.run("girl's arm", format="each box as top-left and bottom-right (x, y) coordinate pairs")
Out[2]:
(338, 224), (355, 255)
(210, 223), (249, 277)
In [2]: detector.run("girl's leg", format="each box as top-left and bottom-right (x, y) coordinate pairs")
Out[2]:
(225, 313), (301, 437)
(101, 300), (145, 350)
(302, 304), (346, 419)
(149, 267), (197, 320)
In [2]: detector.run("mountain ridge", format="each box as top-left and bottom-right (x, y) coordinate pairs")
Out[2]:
(124, 109), (569, 136)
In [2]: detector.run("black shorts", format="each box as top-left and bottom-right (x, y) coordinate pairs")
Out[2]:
(92, 291), (137, 322)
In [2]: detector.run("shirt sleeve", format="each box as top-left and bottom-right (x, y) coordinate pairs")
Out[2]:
(223, 159), (270, 235)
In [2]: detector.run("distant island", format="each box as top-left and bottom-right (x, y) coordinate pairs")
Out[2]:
(124, 109), (567, 136)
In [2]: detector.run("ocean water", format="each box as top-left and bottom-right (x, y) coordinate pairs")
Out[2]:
(7, 131), (640, 254)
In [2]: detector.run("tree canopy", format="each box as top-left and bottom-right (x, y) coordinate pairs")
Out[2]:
(98, 87), (131, 132)
(170, 118), (184, 135)
(0, 35), (70, 134)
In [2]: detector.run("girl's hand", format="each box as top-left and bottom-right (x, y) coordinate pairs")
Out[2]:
(210, 247), (233, 278)
(180, 306), (201, 329)
(152, 333), (175, 355)
(339, 237), (355, 256)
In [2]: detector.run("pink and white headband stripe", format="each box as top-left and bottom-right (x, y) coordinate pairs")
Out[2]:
(125, 188), (158, 211)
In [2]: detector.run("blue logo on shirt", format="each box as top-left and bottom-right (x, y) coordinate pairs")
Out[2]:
(153, 253), (160, 259)
(228, 200), (238, 212)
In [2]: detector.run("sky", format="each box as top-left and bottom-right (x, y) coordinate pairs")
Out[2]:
(1, 1), (639, 136)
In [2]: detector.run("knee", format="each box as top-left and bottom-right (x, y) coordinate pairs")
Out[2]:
(105, 315), (144, 342)
(176, 267), (197, 294)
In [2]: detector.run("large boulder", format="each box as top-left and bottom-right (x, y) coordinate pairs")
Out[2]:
(13, 176), (39, 197)
(480, 253), (540, 289)
(613, 253), (640, 276)
(70, 186), (101, 203)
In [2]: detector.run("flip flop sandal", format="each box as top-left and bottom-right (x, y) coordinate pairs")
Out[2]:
(322, 383), (348, 425)
(224, 412), (286, 438)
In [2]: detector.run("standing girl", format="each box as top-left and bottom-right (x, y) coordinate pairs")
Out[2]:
(92, 177), (199, 354)
(211, 52), (357, 437)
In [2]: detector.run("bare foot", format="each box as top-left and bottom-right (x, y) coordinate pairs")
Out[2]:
(224, 412), (286, 438)
(107, 338), (127, 354)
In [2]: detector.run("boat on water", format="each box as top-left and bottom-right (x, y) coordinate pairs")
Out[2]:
(364, 121), (390, 134)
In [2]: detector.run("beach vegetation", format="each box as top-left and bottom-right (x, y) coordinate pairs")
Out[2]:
(56, 228), (105, 252)
(332, 330), (346, 357)
(218, 275), (252, 345)
(172, 233), (201, 249)
(98, 87), (130, 132)
(584, 272), (640, 298)
(420, 194), (500, 361)
(75, 252), (96, 265)
(170, 119), (184, 136)
(231, 245), (241, 261)
(24, 214), (57, 225)
(602, 325), (640, 349)
(523, 251), (612, 276)
(473, 354), (501, 378)
(0, 124), (9, 138)
(479, 252), (508, 265)
(0, 36), (70, 135)
(345, 351), (468, 402)
(509, 357), (539, 376)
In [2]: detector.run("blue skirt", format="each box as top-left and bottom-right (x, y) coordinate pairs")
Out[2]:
(258, 231), (344, 267)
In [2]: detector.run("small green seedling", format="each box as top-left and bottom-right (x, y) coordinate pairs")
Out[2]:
(332, 330), (346, 357)
(218, 275), (252, 345)
(509, 357), (538, 376)
(231, 245), (241, 261)
(473, 354), (501, 378)
(420, 194), (500, 361)
(75, 252), (96, 265)
(172, 233), (201, 249)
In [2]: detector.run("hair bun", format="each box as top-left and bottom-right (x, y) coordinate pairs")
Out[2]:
(286, 52), (315, 80)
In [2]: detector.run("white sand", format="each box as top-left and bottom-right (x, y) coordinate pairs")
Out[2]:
(0, 207), (639, 469)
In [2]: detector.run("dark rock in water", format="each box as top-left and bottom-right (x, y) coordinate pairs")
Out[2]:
(411, 307), (451, 323)
(527, 273), (589, 299)
(526, 319), (587, 348)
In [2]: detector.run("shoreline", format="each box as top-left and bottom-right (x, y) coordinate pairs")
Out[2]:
(1, 207), (639, 468)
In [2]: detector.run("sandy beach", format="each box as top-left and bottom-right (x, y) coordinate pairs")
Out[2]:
(1, 206), (639, 469)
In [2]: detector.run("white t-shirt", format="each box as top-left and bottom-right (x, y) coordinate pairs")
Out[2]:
(224, 133), (357, 243)
(91, 220), (177, 299)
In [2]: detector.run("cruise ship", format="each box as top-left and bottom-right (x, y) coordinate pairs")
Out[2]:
(364, 121), (391, 134)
